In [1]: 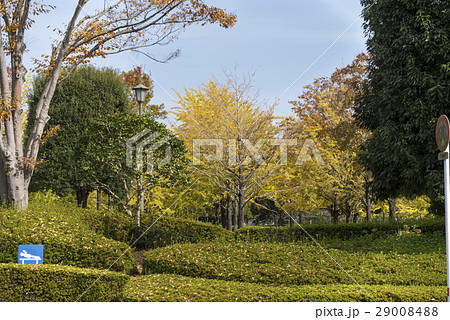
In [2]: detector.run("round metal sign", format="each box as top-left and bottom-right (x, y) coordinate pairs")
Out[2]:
(436, 115), (450, 152)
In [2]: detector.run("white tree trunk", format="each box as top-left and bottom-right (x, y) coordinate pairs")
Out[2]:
(4, 157), (28, 209)
(0, 157), (8, 206)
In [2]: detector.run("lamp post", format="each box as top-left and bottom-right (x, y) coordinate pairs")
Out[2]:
(132, 84), (150, 225)
(132, 84), (150, 116)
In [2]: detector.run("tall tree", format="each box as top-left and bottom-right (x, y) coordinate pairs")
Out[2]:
(355, 0), (450, 212)
(0, 0), (236, 209)
(173, 72), (279, 229)
(83, 113), (188, 225)
(26, 66), (129, 205)
(283, 53), (372, 223)
(121, 66), (167, 119)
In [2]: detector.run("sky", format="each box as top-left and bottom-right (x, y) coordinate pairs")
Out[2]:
(25, 0), (367, 124)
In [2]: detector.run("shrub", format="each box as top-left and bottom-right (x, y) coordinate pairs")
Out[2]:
(131, 215), (234, 249)
(235, 218), (445, 243)
(319, 231), (446, 254)
(80, 209), (134, 244)
(0, 199), (137, 273)
(143, 242), (446, 286)
(124, 274), (445, 302)
(0, 263), (129, 302)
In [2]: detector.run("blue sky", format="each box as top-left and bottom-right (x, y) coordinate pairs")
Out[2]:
(26, 0), (367, 123)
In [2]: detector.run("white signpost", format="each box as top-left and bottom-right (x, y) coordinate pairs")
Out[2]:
(436, 115), (450, 302)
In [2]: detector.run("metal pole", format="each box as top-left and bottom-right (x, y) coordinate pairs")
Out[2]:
(138, 100), (143, 116)
(445, 144), (450, 302)
(138, 100), (144, 217)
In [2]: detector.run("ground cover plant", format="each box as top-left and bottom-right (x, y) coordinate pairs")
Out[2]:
(143, 241), (446, 286)
(123, 274), (446, 302)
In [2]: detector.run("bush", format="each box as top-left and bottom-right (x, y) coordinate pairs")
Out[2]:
(124, 274), (445, 302)
(131, 215), (234, 249)
(81, 209), (135, 244)
(0, 199), (137, 273)
(143, 242), (446, 286)
(235, 218), (445, 243)
(0, 263), (129, 302)
(319, 231), (446, 254)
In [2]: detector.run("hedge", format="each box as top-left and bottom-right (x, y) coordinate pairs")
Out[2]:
(124, 274), (446, 302)
(130, 215), (234, 249)
(80, 209), (135, 244)
(0, 203), (137, 273)
(318, 231), (446, 254)
(143, 242), (446, 286)
(235, 218), (445, 243)
(0, 263), (129, 302)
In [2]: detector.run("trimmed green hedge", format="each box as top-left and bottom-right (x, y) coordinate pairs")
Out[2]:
(0, 202), (137, 273)
(0, 263), (129, 302)
(235, 219), (445, 243)
(143, 242), (446, 286)
(318, 231), (446, 254)
(81, 209), (134, 244)
(124, 274), (445, 302)
(131, 215), (234, 249)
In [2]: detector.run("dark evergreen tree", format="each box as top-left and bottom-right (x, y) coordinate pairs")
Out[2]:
(26, 66), (130, 206)
(355, 0), (450, 214)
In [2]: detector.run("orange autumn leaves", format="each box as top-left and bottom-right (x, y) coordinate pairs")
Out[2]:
(30, 0), (236, 77)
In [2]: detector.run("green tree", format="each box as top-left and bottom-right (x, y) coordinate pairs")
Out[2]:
(355, 0), (450, 213)
(26, 66), (129, 206)
(83, 113), (189, 225)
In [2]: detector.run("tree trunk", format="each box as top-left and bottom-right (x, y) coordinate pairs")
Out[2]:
(289, 210), (295, 227)
(214, 202), (220, 225)
(96, 188), (102, 210)
(278, 210), (284, 227)
(233, 198), (238, 231)
(344, 208), (351, 223)
(365, 187), (372, 222)
(227, 194), (233, 231)
(331, 200), (339, 224)
(82, 192), (89, 208)
(220, 198), (227, 229)
(6, 165), (28, 209)
(353, 211), (359, 223)
(238, 188), (245, 229)
(76, 186), (90, 208)
(0, 158), (8, 206)
(108, 194), (113, 211)
(388, 198), (397, 220)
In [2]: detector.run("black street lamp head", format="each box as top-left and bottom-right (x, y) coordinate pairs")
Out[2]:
(132, 84), (150, 103)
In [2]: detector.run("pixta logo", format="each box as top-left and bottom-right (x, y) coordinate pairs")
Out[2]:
(126, 129), (172, 173)
(192, 138), (324, 166)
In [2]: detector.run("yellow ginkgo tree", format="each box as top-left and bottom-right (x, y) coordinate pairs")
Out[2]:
(173, 71), (281, 229)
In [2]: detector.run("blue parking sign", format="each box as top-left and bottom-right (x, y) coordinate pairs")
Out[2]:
(17, 245), (44, 265)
